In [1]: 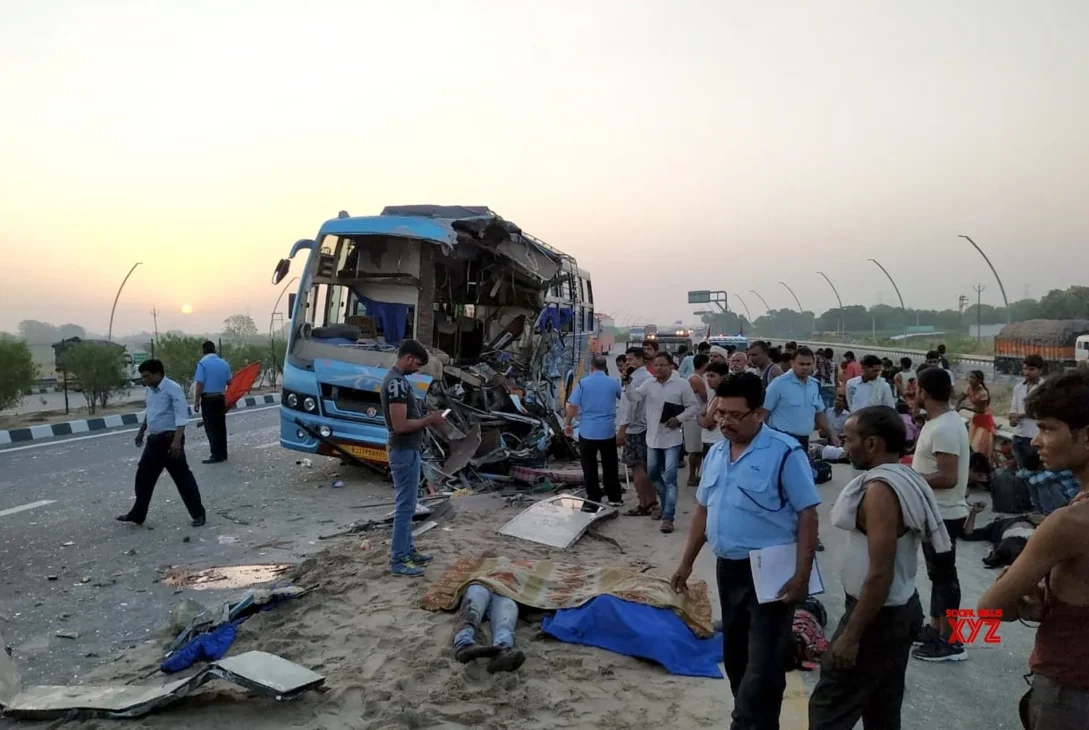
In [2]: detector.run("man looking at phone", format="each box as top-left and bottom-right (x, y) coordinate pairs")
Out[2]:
(382, 339), (446, 578)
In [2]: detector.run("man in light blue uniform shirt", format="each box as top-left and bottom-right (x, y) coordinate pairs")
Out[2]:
(763, 346), (840, 453)
(671, 372), (820, 730)
(566, 355), (624, 506)
(194, 341), (233, 464)
(117, 359), (206, 527)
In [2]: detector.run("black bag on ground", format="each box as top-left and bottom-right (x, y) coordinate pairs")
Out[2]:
(812, 460), (833, 485)
(990, 469), (1033, 514)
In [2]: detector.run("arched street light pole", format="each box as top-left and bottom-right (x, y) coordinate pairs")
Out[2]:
(779, 281), (804, 313)
(750, 290), (772, 313)
(868, 258), (908, 341)
(107, 262), (143, 342)
(733, 294), (753, 322)
(817, 271), (844, 338)
(269, 276), (299, 337)
(959, 235), (1011, 324)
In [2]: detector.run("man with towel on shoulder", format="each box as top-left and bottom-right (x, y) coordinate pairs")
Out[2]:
(809, 405), (950, 730)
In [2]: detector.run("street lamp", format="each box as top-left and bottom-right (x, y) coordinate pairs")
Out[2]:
(959, 235), (1011, 324)
(733, 294), (753, 322)
(107, 262), (143, 342)
(868, 258), (907, 341)
(269, 276), (298, 337)
(817, 271), (844, 338)
(749, 290), (772, 313)
(779, 281), (804, 312)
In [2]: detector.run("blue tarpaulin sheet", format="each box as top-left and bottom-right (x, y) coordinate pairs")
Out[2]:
(541, 595), (723, 678)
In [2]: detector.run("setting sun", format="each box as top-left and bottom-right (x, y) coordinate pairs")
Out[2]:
(180, 304), (193, 315)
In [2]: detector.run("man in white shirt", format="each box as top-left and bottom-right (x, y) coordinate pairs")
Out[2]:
(910, 367), (971, 663)
(1009, 354), (1045, 471)
(924, 351), (956, 389)
(625, 352), (700, 534)
(845, 355), (896, 411)
(618, 347), (657, 516)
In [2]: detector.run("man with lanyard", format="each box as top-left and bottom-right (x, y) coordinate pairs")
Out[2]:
(747, 340), (783, 388)
(193, 340), (233, 464)
(763, 346), (841, 453)
(1009, 354), (1045, 471)
(117, 359), (206, 527)
(672, 372), (820, 729)
(565, 355), (624, 507)
(381, 340), (446, 578)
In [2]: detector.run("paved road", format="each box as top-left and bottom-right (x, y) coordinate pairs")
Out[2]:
(0, 399), (1042, 729)
(0, 406), (398, 684)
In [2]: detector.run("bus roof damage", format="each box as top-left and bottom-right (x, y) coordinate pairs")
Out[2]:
(281, 206), (594, 490)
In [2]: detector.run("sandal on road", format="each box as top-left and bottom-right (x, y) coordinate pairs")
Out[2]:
(660, 520), (674, 533)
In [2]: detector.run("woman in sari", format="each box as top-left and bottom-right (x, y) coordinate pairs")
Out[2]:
(957, 369), (995, 457)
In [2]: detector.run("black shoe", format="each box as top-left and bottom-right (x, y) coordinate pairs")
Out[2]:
(486, 647), (526, 673)
(455, 644), (501, 664)
(116, 514), (144, 526)
(191, 515), (207, 527)
(913, 639), (967, 662)
(816, 538), (825, 552)
(912, 625), (940, 647)
(202, 457), (225, 464)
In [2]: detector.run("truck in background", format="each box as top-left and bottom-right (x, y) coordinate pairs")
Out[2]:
(994, 319), (1089, 375)
(592, 314), (615, 355)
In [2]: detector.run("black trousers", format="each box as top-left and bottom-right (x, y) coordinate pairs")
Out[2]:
(201, 394), (228, 460)
(578, 436), (622, 503)
(718, 557), (796, 730)
(130, 433), (205, 522)
(922, 517), (966, 622)
(808, 593), (923, 730)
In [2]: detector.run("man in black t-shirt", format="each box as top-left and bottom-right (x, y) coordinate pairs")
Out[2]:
(380, 340), (445, 577)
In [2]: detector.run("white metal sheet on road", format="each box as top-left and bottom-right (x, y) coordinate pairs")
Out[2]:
(0, 500), (57, 518)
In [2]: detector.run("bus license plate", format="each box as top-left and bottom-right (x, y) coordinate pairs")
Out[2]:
(338, 444), (389, 463)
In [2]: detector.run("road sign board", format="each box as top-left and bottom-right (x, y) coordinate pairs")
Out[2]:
(688, 290), (711, 304)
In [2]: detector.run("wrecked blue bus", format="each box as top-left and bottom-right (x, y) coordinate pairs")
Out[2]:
(272, 206), (595, 475)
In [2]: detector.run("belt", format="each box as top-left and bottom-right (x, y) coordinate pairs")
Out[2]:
(202, 393), (225, 398)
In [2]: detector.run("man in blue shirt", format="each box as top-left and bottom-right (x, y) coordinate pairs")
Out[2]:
(566, 355), (624, 506)
(117, 359), (206, 527)
(763, 346), (841, 453)
(194, 340), (233, 464)
(672, 372), (820, 730)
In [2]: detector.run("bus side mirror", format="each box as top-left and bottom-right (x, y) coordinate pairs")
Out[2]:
(272, 259), (290, 285)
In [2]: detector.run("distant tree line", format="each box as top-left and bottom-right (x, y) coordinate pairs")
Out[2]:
(698, 285), (1089, 341)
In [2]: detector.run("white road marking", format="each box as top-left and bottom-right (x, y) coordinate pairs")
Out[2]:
(254, 441), (281, 450)
(0, 500), (57, 518)
(0, 405), (280, 455)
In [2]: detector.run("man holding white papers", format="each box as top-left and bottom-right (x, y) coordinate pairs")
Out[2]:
(671, 372), (820, 730)
(808, 406), (949, 730)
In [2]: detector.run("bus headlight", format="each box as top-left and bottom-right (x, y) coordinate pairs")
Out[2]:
(287, 393), (298, 408)
(303, 396), (317, 413)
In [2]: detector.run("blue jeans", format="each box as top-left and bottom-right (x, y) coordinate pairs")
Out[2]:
(647, 444), (682, 521)
(453, 583), (518, 650)
(388, 448), (421, 565)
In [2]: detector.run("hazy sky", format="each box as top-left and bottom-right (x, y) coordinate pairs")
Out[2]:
(2, 0), (1086, 334)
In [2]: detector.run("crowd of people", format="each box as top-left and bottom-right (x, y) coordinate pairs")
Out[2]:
(563, 337), (1089, 729)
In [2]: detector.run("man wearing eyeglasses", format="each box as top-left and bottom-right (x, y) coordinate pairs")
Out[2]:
(672, 372), (821, 730)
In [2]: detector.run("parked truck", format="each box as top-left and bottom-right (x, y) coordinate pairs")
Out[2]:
(994, 319), (1089, 375)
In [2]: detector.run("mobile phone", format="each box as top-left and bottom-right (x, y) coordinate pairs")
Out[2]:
(441, 409), (452, 418)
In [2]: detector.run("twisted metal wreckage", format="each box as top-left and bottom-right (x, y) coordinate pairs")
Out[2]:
(314, 206), (589, 492)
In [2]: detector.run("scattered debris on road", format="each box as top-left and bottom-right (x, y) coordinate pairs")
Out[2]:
(160, 564), (292, 591)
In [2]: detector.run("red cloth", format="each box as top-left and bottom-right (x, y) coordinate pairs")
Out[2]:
(225, 362), (261, 410)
